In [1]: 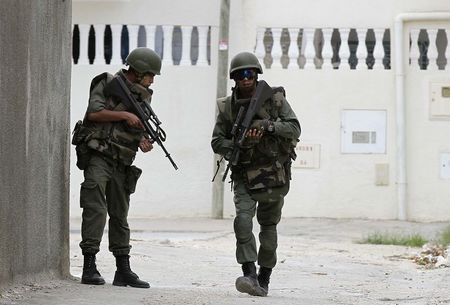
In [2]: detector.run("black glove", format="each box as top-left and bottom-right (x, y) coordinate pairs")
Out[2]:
(250, 119), (275, 134)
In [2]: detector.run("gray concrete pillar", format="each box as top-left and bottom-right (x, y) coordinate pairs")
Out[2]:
(0, 0), (72, 286)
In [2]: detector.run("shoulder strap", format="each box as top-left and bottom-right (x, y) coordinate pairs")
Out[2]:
(89, 72), (113, 94)
(216, 95), (232, 121)
(82, 72), (114, 122)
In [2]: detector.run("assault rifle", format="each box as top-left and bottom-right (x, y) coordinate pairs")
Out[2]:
(106, 74), (178, 170)
(221, 80), (273, 181)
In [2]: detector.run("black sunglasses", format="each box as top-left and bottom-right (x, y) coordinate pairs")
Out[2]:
(233, 69), (256, 81)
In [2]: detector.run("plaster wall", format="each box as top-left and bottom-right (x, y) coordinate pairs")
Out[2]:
(223, 70), (398, 219)
(228, 0), (450, 55)
(0, 0), (72, 285)
(404, 65), (450, 221)
(72, 0), (220, 26)
(70, 0), (450, 220)
(70, 63), (218, 218)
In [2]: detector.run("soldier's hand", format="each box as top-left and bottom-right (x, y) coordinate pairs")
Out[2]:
(243, 128), (263, 147)
(125, 112), (144, 129)
(250, 119), (274, 133)
(139, 138), (153, 152)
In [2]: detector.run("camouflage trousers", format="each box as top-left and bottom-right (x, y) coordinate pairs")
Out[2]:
(233, 178), (289, 269)
(79, 154), (140, 256)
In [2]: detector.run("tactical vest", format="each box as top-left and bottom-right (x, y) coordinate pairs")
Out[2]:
(218, 86), (296, 190)
(81, 71), (150, 166)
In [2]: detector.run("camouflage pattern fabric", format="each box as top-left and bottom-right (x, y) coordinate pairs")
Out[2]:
(245, 161), (286, 190)
(81, 69), (150, 166)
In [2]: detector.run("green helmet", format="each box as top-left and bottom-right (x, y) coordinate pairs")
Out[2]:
(126, 47), (162, 75)
(229, 52), (263, 79)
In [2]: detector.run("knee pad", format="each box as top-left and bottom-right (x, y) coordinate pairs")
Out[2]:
(234, 213), (253, 242)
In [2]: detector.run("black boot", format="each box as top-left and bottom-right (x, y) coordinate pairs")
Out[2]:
(235, 262), (265, 296)
(258, 266), (272, 296)
(81, 254), (105, 285)
(112, 255), (150, 288)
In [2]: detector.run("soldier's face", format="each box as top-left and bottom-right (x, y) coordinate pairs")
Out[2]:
(234, 69), (256, 93)
(140, 73), (155, 88)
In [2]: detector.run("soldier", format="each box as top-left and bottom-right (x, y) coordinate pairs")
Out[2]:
(211, 52), (301, 297)
(72, 47), (161, 288)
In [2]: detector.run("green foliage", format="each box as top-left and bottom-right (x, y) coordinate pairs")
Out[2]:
(360, 232), (427, 247)
(438, 226), (450, 246)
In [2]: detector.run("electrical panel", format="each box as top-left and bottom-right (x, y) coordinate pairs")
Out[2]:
(430, 82), (450, 119)
(341, 110), (387, 154)
(440, 153), (450, 179)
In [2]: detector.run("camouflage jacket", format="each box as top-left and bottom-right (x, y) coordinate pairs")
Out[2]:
(211, 82), (301, 179)
(82, 69), (151, 165)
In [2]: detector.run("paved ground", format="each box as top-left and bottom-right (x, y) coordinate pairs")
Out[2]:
(2, 217), (450, 305)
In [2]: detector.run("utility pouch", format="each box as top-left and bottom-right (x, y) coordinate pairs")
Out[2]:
(245, 160), (287, 191)
(72, 120), (94, 170)
(72, 120), (85, 145)
(125, 165), (142, 194)
(75, 142), (91, 170)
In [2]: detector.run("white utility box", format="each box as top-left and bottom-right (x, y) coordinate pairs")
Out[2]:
(440, 153), (450, 179)
(430, 82), (450, 119)
(341, 109), (387, 154)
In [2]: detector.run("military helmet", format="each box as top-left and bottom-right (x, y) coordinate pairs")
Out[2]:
(229, 52), (263, 79)
(126, 47), (162, 75)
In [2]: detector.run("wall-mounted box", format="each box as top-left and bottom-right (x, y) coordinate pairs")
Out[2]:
(375, 163), (389, 186)
(293, 143), (320, 169)
(341, 110), (387, 154)
(430, 82), (450, 119)
(440, 153), (450, 179)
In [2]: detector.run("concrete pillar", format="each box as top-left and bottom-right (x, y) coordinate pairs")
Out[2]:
(0, 0), (71, 286)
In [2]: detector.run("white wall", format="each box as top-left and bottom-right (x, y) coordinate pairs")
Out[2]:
(406, 70), (450, 221)
(73, 0), (220, 26)
(223, 0), (450, 220)
(228, 0), (450, 55)
(70, 64), (218, 218)
(224, 70), (398, 219)
(71, 0), (450, 220)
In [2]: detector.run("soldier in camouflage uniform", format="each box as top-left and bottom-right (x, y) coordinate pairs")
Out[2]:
(211, 52), (301, 297)
(72, 48), (161, 288)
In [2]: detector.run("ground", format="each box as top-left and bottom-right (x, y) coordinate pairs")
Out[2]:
(1, 218), (450, 305)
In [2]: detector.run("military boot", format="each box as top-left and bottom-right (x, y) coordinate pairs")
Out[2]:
(112, 255), (150, 288)
(235, 262), (265, 296)
(257, 266), (272, 296)
(81, 254), (105, 285)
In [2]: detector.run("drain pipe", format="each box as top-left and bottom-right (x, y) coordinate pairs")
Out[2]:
(394, 12), (450, 220)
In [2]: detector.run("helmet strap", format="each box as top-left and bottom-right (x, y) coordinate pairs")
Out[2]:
(128, 67), (146, 84)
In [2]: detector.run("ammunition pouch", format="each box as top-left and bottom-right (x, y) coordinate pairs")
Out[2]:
(125, 165), (142, 194)
(255, 135), (280, 159)
(72, 120), (94, 170)
(75, 143), (92, 170)
(72, 120), (87, 146)
(109, 141), (137, 166)
(244, 160), (287, 191)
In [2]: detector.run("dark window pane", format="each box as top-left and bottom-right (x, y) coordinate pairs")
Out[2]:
(172, 26), (182, 65)
(104, 25), (112, 64)
(121, 25), (129, 64)
(191, 26), (199, 65)
(383, 29), (390, 69)
(155, 26), (163, 58)
(88, 25), (95, 64)
(72, 25), (80, 64)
